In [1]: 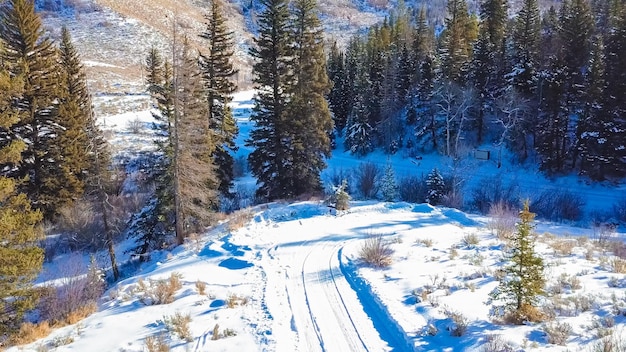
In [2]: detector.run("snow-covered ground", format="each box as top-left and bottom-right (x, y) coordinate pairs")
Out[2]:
(8, 91), (626, 352)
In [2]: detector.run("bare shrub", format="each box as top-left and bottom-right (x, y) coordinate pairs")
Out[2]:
(10, 321), (51, 346)
(461, 233), (480, 248)
(398, 175), (427, 203)
(487, 201), (518, 240)
(38, 256), (104, 325)
(532, 189), (585, 222)
(359, 234), (394, 268)
(481, 334), (515, 352)
(442, 306), (469, 336)
(471, 177), (519, 214)
(544, 321), (572, 345)
(127, 116), (145, 134)
(136, 272), (183, 305)
(442, 191), (464, 209)
(614, 196), (626, 225)
(227, 293), (249, 308)
(611, 258), (626, 274)
(212, 324), (220, 340)
(550, 239), (576, 256)
(227, 208), (254, 232)
(590, 331), (626, 352)
(416, 238), (434, 247)
(144, 333), (170, 352)
(355, 162), (380, 199)
(163, 312), (192, 342)
(195, 280), (206, 295)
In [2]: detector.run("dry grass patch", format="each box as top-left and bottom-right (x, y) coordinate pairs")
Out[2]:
(227, 293), (249, 308)
(227, 208), (255, 232)
(135, 272), (183, 305)
(611, 257), (626, 274)
(543, 321), (572, 345)
(360, 234), (394, 268)
(144, 333), (170, 352)
(10, 321), (51, 346)
(163, 312), (192, 342)
(195, 280), (207, 295)
(550, 239), (576, 257)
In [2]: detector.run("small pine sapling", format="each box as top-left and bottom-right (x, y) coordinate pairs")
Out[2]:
(380, 163), (398, 202)
(489, 201), (545, 324)
(426, 168), (445, 205)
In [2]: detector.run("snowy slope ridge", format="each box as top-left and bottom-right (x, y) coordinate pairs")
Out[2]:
(10, 200), (626, 351)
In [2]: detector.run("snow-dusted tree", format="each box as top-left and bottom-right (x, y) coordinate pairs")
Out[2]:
(329, 179), (351, 211)
(426, 168), (445, 205)
(489, 201), (545, 324)
(380, 162), (398, 202)
(435, 81), (475, 158)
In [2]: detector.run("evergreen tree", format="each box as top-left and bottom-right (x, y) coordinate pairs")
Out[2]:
(576, 37), (612, 180)
(173, 38), (219, 241)
(470, 0), (508, 143)
(199, 0), (239, 197)
(246, 0), (292, 200)
(57, 26), (91, 191)
(329, 179), (350, 211)
(130, 48), (176, 258)
(0, 53), (44, 335)
(510, 0), (541, 98)
(0, 0), (79, 218)
(440, 0), (474, 84)
(286, 0), (333, 196)
(380, 162), (398, 202)
(489, 201), (545, 324)
(602, 2), (626, 177)
(345, 52), (373, 155)
(327, 41), (350, 136)
(426, 168), (445, 205)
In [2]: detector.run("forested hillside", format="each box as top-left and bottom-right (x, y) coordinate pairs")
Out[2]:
(328, 0), (625, 181)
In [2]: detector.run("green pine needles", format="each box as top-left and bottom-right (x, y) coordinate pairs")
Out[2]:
(489, 201), (546, 324)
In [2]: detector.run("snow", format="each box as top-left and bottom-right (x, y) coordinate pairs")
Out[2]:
(8, 91), (626, 352)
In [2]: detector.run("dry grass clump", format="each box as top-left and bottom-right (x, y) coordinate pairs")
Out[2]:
(195, 280), (207, 295)
(135, 272), (183, 305)
(481, 334), (515, 352)
(10, 321), (51, 346)
(461, 233), (480, 248)
(611, 257), (626, 274)
(543, 321), (572, 345)
(227, 208), (254, 232)
(486, 202), (518, 241)
(144, 333), (170, 352)
(442, 306), (469, 336)
(416, 238), (434, 247)
(359, 234), (394, 268)
(550, 239), (576, 257)
(65, 302), (98, 325)
(227, 293), (249, 308)
(211, 324), (237, 340)
(163, 312), (192, 342)
(501, 304), (545, 325)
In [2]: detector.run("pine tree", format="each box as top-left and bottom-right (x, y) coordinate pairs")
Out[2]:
(470, 0), (508, 143)
(0, 0), (78, 218)
(329, 179), (351, 211)
(0, 52), (44, 335)
(426, 168), (445, 205)
(603, 2), (626, 178)
(380, 162), (398, 202)
(199, 0), (239, 197)
(510, 0), (541, 98)
(489, 201), (545, 324)
(327, 41), (350, 136)
(345, 54), (373, 155)
(440, 0), (474, 84)
(57, 26), (91, 195)
(173, 38), (219, 241)
(286, 0), (333, 196)
(246, 0), (292, 200)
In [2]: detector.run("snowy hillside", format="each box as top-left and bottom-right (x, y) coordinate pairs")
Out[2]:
(7, 92), (626, 352)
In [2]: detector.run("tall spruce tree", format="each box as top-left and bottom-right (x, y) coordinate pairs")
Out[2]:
(0, 53), (44, 335)
(199, 0), (239, 197)
(510, 0), (541, 98)
(440, 0), (474, 84)
(286, 0), (333, 196)
(327, 41), (350, 136)
(489, 201), (545, 324)
(0, 0), (79, 218)
(471, 0), (508, 143)
(246, 0), (292, 200)
(173, 38), (219, 242)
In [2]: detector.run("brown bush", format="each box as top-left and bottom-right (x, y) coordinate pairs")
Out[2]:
(136, 272), (183, 305)
(359, 234), (394, 268)
(227, 208), (254, 232)
(145, 333), (170, 352)
(543, 321), (572, 345)
(10, 321), (51, 346)
(163, 312), (192, 342)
